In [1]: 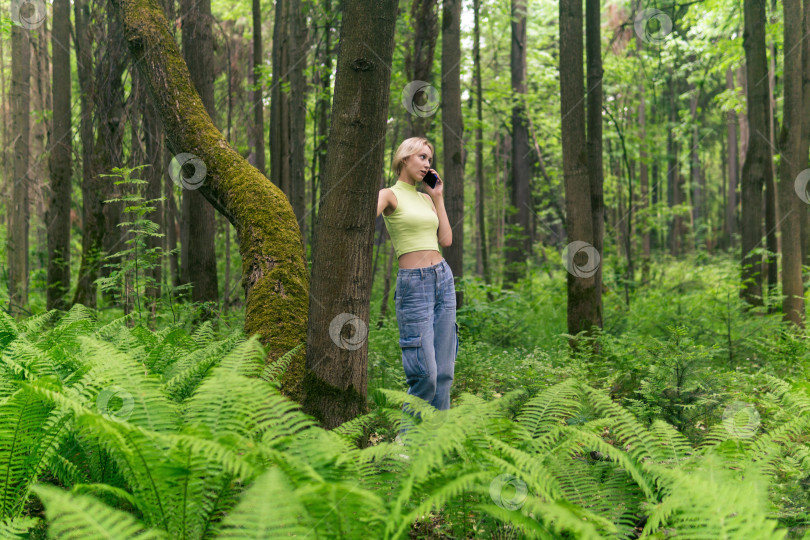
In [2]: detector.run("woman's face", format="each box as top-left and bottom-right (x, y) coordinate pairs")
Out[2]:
(402, 145), (433, 182)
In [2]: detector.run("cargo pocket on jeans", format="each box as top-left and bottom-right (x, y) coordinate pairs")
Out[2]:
(400, 334), (427, 379)
(454, 322), (459, 358)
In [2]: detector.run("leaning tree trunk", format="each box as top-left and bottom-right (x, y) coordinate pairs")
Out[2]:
(559, 0), (597, 340)
(777, 0), (805, 326)
(441, 0), (464, 308)
(302, 0), (398, 429)
(46, 0), (72, 311)
(109, 0), (309, 400)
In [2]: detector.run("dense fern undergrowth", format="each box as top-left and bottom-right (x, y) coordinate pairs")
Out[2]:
(1, 254), (809, 539)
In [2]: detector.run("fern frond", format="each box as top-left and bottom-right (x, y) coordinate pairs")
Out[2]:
(516, 379), (581, 437)
(32, 484), (166, 539)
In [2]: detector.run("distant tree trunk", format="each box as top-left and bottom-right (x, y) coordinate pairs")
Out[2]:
(140, 69), (164, 313)
(111, 0), (310, 399)
(441, 0), (464, 308)
(270, 0), (291, 195)
(47, 0), (72, 311)
(503, 0), (531, 288)
(689, 83), (702, 247)
(311, 0), (333, 252)
(765, 14), (779, 300)
(799, 0), (810, 267)
(181, 0), (219, 307)
(9, 24), (30, 315)
(740, 0), (771, 306)
(559, 0), (597, 339)
(72, 0), (102, 308)
(303, 0), (398, 428)
(404, 0), (439, 138)
(98, 15), (127, 304)
(289, 0), (308, 248)
(638, 46), (651, 279)
(777, 0), (804, 326)
(586, 0), (604, 328)
(251, 0), (266, 175)
(473, 0), (490, 286)
(726, 69), (739, 249)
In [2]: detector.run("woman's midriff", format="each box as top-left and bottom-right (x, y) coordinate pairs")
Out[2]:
(398, 249), (443, 269)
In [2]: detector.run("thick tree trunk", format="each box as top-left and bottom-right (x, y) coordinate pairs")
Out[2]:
(110, 0), (309, 399)
(740, 0), (770, 306)
(181, 0), (219, 307)
(777, 0), (805, 326)
(586, 0), (603, 328)
(9, 24), (30, 315)
(302, 0), (398, 428)
(503, 0), (531, 288)
(441, 0), (464, 308)
(559, 0), (597, 339)
(47, 0), (72, 311)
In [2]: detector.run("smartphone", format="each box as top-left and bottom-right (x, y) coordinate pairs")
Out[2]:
(423, 170), (438, 189)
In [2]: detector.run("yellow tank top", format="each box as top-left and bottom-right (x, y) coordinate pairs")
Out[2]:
(382, 180), (440, 258)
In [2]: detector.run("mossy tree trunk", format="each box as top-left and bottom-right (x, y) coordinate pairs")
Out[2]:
(302, 0), (398, 429)
(109, 0), (309, 399)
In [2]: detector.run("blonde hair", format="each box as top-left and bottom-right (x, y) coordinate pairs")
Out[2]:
(391, 137), (435, 177)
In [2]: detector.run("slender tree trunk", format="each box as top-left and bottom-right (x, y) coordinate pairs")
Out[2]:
(181, 0), (219, 308)
(251, 0), (266, 175)
(9, 24), (30, 315)
(270, 0), (291, 195)
(46, 0), (72, 311)
(559, 0), (597, 339)
(586, 0), (604, 328)
(311, 0), (333, 252)
(290, 0), (308, 249)
(766, 13), (779, 300)
(404, 0), (439, 138)
(503, 0), (532, 288)
(473, 0), (489, 286)
(741, 0), (771, 306)
(726, 69), (739, 249)
(303, 0), (398, 428)
(441, 0), (464, 308)
(799, 0), (810, 267)
(777, 0), (805, 325)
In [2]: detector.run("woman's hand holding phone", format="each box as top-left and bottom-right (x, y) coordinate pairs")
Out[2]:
(422, 168), (443, 197)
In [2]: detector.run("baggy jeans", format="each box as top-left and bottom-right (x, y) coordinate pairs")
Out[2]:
(394, 258), (459, 437)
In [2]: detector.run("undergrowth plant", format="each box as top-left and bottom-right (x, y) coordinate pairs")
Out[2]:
(0, 304), (807, 538)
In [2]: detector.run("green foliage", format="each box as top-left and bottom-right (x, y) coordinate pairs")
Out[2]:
(0, 288), (807, 538)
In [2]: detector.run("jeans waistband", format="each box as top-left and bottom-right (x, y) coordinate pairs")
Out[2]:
(397, 258), (447, 278)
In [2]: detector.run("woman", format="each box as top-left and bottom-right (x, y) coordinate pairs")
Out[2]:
(376, 137), (459, 439)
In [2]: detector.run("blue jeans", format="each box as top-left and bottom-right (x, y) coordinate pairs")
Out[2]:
(394, 258), (459, 437)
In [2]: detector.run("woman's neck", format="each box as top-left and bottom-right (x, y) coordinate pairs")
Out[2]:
(397, 175), (416, 186)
